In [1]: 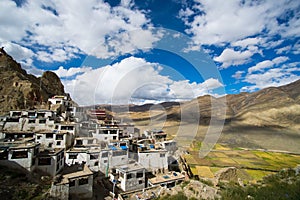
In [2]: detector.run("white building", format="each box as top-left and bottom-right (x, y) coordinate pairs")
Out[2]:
(99, 146), (129, 174)
(137, 139), (168, 174)
(144, 130), (167, 142)
(50, 164), (93, 199)
(92, 126), (120, 142)
(48, 95), (72, 107)
(2, 110), (57, 136)
(35, 148), (64, 177)
(158, 140), (177, 155)
(56, 123), (77, 137)
(0, 138), (40, 171)
(35, 130), (73, 149)
(110, 162), (146, 192)
(65, 137), (104, 172)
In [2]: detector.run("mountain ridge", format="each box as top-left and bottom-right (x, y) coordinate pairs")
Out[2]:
(0, 47), (65, 114)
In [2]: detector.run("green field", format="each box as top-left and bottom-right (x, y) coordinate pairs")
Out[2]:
(185, 142), (300, 182)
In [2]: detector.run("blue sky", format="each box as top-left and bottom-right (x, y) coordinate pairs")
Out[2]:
(0, 0), (299, 105)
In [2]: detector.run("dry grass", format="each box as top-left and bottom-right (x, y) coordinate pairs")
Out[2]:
(196, 166), (214, 178)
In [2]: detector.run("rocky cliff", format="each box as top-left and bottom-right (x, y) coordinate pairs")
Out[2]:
(0, 47), (65, 114)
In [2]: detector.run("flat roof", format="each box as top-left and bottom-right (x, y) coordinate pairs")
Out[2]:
(59, 164), (93, 184)
(38, 148), (64, 156)
(148, 172), (185, 185)
(117, 162), (145, 172)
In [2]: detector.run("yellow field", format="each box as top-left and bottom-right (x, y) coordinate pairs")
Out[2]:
(196, 166), (214, 178)
(185, 143), (300, 181)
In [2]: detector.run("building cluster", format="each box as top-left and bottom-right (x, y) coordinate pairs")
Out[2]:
(0, 95), (185, 200)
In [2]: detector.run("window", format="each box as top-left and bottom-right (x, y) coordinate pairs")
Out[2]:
(48, 143), (53, 148)
(90, 154), (98, 160)
(39, 119), (46, 124)
(28, 119), (35, 124)
(78, 177), (89, 185)
(139, 180), (143, 185)
(160, 153), (165, 157)
(136, 172), (144, 178)
(113, 136), (117, 140)
(110, 130), (117, 134)
(76, 140), (83, 146)
(37, 113), (45, 118)
(37, 135), (42, 140)
(94, 161), (99, 166)
(127, 173), (132, 179)
(112, 150), (127, 157)
(11, 150), (28, 159)
(38, 157), (51, 165)
(56, 141), (61, 146)
(103, 160), (108, 163)
(69, 154), (78, 159)
(61, 126), (74, 130)
(46, 133), (53, 138)
(56, 163), (60, 171)
(56, 135), (63, 140)
(102, 152), (108, 158)
(88, 140), (93, 144)
(69, 180), (75, 187)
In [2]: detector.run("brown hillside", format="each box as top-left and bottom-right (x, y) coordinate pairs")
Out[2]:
(0, 48), (65, 113)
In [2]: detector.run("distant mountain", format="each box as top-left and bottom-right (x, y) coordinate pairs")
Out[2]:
(0, 48), (65, 114)
(111, 79), (300, 151)
(122, 79), (300, 127)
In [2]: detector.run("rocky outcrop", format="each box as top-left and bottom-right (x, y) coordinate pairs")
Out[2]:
(0, 47), (65, 114)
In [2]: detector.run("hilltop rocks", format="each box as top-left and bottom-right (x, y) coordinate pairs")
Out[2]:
(160, 180), (219, 200)
(0, 47), (65, 114)
(40, 71), (64, 97)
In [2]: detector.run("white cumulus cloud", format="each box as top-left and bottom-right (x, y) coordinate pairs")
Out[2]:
(61, 57), (223, 105)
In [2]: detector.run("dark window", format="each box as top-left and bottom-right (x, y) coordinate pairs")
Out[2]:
(28, 119), (35, 124)
(11, 150), (28, 159)
(110, 130), (117, 134)
(138, 180), (143, 184)
(38, 157), (51, 165)
(69, 180), (75, 187)
(101, 152), (108, 158)
(56, 141), (61, 146)
(90, 154), (98, 160)
(56, 163), (60, 171)
(76, 140), (83, 146)
(160, 153), (165, 157)
(69, 154), (77, 159)
(46, 133), (53, 138)
(37, 113), (45, 118)
(136, 172), (144, 178)
(78, 177), (89, 185)
(34, 148), (38, 156)
(112, 150), (127, 157)
(11, 111), (21, 117)
(113, 136), (117, 140)
(37, 135), (42, 140)
(87, 140), (93, 144)
(127, 173), (132, 179)
(39, 119), (46, 124)
(94, 161), (99, 166)
(56, 134), (63, 140)
(61, 126), (74, 130)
